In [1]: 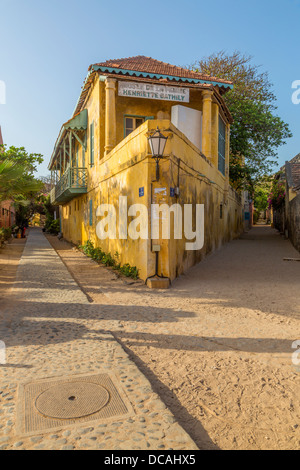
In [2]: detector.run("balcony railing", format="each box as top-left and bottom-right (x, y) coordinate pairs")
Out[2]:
(50, 167), (88, 204)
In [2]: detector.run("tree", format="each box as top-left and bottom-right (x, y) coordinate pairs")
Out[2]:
(191, 51), (292, 189)
(254, 177), (272, 213)
(0, 145), (43, 201)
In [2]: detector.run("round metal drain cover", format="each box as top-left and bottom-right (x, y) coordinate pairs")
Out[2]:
(35, 382), (110, 419)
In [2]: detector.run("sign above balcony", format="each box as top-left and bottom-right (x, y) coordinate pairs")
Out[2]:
(118, 81), (189, 103)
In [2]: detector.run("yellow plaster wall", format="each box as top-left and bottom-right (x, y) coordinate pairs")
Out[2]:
(61, 118), (243, 282)
(59, 79), (242, 283)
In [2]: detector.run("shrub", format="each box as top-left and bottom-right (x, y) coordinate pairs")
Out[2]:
(0, 227), (12, 243)
(268, 179), (285, 210)
(119, 263), (139, 279)
(79, 240), (139, 279)
(253, 211), (260, 225)
(48, 219), (60, 234)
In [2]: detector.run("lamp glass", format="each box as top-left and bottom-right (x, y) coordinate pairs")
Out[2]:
(148, 128), (167, 157)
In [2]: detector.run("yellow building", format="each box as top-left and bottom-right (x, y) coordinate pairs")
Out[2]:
(49, 56), (244, 286)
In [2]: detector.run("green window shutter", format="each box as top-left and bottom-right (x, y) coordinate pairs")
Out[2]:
(90, 122), (94, 166)
(82, 133), (86, 168)
(218, 117), (226, 176)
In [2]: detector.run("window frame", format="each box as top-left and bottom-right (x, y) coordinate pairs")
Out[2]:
(123, 115), (154, 138)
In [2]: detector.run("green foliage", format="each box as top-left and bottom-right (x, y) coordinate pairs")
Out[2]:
(79, 241), (139, 279)
(0, 227), (12, 244)
(191, 51), (292, 188)
(118, 263), (139, 279)
(254, 177), (272, 212)
(44, 216), (60, 234)
(48, 219), (60, 234)
(0, 145), (43, 174)
(229, 155), (255, 191)
(42, 195), (59, 233)
(268, 177), (286, 210)
(0, 145), (43, 202)
(79, 239), (95, 257)
(253, 211), (260, 225)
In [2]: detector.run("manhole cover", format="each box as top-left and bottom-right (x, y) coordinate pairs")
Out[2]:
(17, 373), (134, 434)
(35, 382), (110, 419)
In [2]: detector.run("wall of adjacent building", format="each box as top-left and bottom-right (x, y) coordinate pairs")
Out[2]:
(288, 194), (300, 252)
(0, 201), (15, 228)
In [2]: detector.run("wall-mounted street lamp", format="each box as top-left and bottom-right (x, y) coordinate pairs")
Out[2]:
(148, 127), (168, 181)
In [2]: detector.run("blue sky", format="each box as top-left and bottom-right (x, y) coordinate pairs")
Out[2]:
(0, 0), (299, 176)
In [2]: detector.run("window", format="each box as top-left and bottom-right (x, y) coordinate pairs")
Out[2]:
(218, 116), (226, 176)
(90, 122), (94, 167)
(124, 116), (145, 137)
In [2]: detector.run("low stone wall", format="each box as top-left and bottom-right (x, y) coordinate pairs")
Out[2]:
(273, 206), (285, 233)
(289, 194), (300, 252)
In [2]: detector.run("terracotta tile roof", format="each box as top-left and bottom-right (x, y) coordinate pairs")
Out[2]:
(285, 161), (300, 190)
(281, 153), (300, 172)
(90, 55), (233, 87)
(290, 153), (300, 164)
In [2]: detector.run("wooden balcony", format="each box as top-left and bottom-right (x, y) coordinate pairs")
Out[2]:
(50, 167), (87, 205)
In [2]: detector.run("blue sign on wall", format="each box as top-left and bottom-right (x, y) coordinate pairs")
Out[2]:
(245, 212), (250, 221)
(139, 187), (144, 197)
(170, 187), (175, 197)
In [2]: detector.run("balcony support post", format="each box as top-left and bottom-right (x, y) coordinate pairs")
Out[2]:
(69, 131), (72, 168)
(63, 141), (66, 173)
(59, 149), (62, 177)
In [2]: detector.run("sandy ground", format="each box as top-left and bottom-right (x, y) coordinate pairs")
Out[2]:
(1, 227), (299, 449)
(44, 226), (300, 450)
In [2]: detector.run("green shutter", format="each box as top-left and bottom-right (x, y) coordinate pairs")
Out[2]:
(218, 117), (226, 176)
(90, 122), (94, 167)
(82, 133), (86, 168)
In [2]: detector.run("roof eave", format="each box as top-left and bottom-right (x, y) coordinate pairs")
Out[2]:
(89, 64), (233, 90)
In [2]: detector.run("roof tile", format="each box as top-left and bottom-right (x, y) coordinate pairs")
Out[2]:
(90, 55), (232, 86)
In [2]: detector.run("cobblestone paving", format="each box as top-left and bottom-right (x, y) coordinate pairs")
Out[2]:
(0, 229), (198, 450)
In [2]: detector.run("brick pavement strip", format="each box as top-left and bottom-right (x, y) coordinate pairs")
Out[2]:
(0, 229), (198, 450)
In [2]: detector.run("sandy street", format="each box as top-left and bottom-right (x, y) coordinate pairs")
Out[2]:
(1, 226), (299, 450)
(45, 225), (300, 450)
